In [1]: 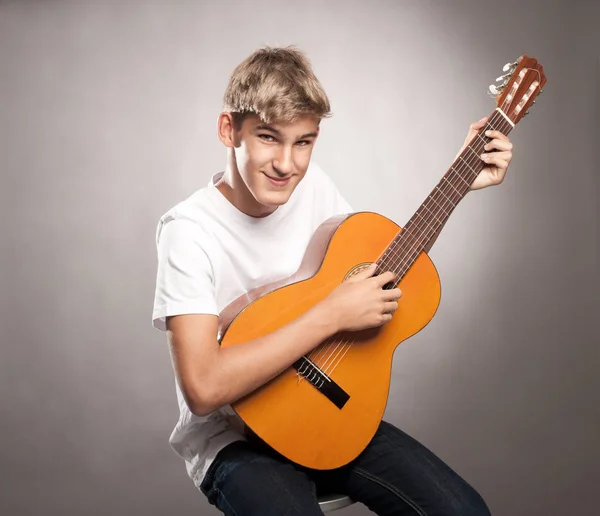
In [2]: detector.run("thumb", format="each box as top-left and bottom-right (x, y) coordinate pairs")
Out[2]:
(462, 117), (489, 150)
(470, 116), (488, 132)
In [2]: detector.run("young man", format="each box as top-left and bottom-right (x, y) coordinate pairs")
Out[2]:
(152, 46), (513, 515)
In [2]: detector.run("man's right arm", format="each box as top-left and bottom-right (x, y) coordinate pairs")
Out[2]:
(167, 299), (338, 417)
(166, 265), (400, 417)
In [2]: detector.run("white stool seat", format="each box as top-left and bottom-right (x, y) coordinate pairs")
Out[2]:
(318, 493), (355, 513)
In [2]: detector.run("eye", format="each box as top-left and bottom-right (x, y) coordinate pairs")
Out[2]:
(258, 134), (276, 142)
(295, 140), (311, 147)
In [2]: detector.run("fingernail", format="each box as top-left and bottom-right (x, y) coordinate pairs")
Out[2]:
(485, 130), (492, 136)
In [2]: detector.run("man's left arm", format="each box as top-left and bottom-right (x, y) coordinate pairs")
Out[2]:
(424, 116), (514, 254)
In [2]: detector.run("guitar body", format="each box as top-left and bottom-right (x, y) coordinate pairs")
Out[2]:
(219, 212), (442, 470)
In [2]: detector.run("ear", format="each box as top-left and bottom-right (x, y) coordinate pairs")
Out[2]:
(217, 112), (238, 148)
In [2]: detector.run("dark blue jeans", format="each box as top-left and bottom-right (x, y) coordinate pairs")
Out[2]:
(199, 420), (491, 515)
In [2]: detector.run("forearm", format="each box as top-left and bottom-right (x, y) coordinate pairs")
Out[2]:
(195, 301), (338, 415)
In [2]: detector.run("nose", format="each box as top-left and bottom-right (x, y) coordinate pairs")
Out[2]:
(273, 145), (293, 176)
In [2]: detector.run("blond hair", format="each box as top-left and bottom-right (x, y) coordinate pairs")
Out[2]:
(223, 46), (331, 126)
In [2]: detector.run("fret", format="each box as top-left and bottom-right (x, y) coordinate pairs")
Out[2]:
(378, 109), (516, 276)
(476, 133), (487, 146)
(425, 192), (451, 218)
(419, 210), (441, 235)
(487, 118), (502, 131)
(465, 145), (481, 161)
(434, 185), (456, 206)
(448, 168), (471, 189)
(419, 200), (445, 225)
(459, 156), (477, 175)
(442, 176), (463, 197)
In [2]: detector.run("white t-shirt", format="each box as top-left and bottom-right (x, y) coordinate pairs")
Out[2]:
(152, 162), (353, 487)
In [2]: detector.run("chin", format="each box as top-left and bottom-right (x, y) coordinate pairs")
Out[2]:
(256, 189), (292, 207)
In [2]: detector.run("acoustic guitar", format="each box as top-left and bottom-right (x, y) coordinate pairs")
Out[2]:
(218, 55), (547, 470)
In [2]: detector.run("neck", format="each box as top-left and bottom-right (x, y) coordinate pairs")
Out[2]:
(374, 108), (514, 285)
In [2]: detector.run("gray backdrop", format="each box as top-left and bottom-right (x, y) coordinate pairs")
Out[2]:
(2, 1), (598, 515)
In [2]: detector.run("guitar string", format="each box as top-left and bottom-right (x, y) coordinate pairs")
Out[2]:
(309, 82), (524, 377)
(320, 113), (512, 377)
(308, 69), (523, 372)
(307, 121), (488, 374)
(308, 111), (510, 374)
(304, 112), (503, 369)
(372, 106), (513, 285)
(307, 110), (512, 377)
(319, 113), (512, 377)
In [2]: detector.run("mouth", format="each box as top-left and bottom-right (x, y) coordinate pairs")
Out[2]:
(263, 173), (292, 187)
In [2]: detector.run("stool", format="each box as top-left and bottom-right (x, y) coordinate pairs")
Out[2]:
(318, 493), (355, 513)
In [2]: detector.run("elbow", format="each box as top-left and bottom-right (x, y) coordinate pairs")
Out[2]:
(190, 398), (216, 417)
(186, 383), (224, 417)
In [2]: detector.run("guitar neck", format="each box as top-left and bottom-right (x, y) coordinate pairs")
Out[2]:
(375, 108), (515, 283)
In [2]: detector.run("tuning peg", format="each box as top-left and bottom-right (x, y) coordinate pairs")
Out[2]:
(488, 84), (501, 95)
(502, 61), (518, 72)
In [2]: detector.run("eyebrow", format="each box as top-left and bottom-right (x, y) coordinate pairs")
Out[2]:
(254, 124), (318, 140)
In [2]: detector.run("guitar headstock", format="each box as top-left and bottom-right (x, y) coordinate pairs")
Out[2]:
(488, 55), (547, 125)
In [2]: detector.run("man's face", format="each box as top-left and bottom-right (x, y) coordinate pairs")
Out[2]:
(231, 113), (320, 213)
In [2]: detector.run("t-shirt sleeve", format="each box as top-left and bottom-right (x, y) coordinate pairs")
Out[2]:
(152, 216), (219, 331)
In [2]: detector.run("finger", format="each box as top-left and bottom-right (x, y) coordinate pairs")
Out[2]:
(350, 263), (378, 281)
(481, 151), (512, 163)
(379, 313), (393, 325)
(383, 301), (399, 313)
(483, 139), (513, 152)
(374, 270), (396, 287)
(382, 287), (402, 301)
(490, 159), (510, 174)
(481, 152), (510, 169)
(484, 130), (509, 140)
(484, 138), (512, 152)
(464, 117), (489, 146)
(470, 117), (488, 131)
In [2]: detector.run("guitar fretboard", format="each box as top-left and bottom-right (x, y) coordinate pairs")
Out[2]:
(375, 109), (514, 284)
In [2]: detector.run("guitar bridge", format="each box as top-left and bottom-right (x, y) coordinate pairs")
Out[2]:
(292, 356), (350, 409)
